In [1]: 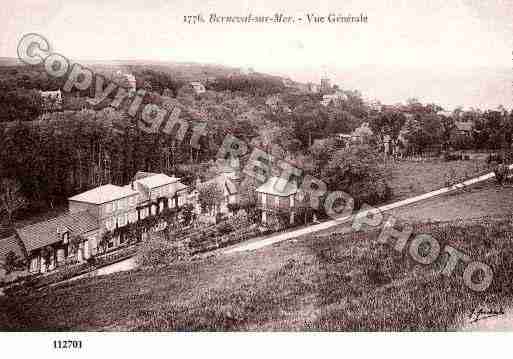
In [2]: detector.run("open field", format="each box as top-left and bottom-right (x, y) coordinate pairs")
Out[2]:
(1, 184), (513, 331)
(387, 159), (491, 200)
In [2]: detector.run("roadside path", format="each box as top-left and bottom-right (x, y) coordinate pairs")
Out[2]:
(224, 166), (511, 254)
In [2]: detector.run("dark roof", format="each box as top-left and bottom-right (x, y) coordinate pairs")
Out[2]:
(0, 235), (26, 263)
(16, 212), (99, 252)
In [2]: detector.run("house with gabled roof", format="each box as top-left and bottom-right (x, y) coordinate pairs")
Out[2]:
(190, 81), (206, 95)
(196, 169), (239, 215)
(40, 89), (62, 111)
(17, 211), (100, 274)
(256, 176), (300, 226)
(453, 121), (473, 137)
(0, 172), (190, 279)
(131, 172), (189, 218)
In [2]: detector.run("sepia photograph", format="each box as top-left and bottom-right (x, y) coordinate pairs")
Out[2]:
(1, 0), (513, 355)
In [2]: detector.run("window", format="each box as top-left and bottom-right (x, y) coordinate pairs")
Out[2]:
(104, 202), (113, 213)
(105, 218), (114, 231)
(118, 214), (127, 227)
(89, 237), (97, 255)
(128, 195), (135, 207)
(112, 201), (117, 212)
(274, 196), (280, 207)
(128, 211), (138, 223)
(261, 193), (267, 208)
(30, 257), (39, 273)
(118, 198), (127, 210)
(159, 201), (164, 212)
(178, 194), (185, 207)
(62, 231), (69, 244)
(290, 195), (295, 208)
(151, 204), (157, 215)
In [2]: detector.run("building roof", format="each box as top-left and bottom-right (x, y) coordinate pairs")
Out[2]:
(199, 173), (238, 196)
(16, 211), (99, 252)
(438, 110), (453, 117)
(0, 235), (26, 264)
(256, 176), (298, 197)
(68, 184), (139, 205)
(134, 173), (182, 190)
(455, 121), (473, 132)
(169, 181), (188, 194)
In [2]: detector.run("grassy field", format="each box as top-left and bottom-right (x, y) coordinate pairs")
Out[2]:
(387, 159), (491, 200)
(1, 183), (513, 331)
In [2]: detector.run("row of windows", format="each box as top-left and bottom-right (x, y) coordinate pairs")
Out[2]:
(104, 195), (138, 214)
(104, 211), (138, 230)
(103, 196), (188, 230)
(151, 184), (176, 200)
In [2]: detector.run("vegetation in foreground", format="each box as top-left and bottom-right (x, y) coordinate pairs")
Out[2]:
(1, 214), (513, 331)
(387, 159), (491, 200)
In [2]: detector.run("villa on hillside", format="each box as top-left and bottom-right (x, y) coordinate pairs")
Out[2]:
(321, 91), (347, 106)
(307, 83), (320, 93)
(40, 90), (62, 111)
(194, 166), (240, 216)
(113, 70), (137, 93)
(0, 172), (189, 277)
(190, 82), (206, 95)
(256, 176), (300, 226)
(453, 121), (473, 137)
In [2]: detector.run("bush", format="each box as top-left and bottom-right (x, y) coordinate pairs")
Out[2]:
(137, 235), (188, 268)
(443, 152), (462, 161)
(217, 221), (234, 235)
(494, 163), (509, 185)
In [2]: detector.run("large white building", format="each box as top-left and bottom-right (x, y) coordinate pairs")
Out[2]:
(1, 172), (188, 276)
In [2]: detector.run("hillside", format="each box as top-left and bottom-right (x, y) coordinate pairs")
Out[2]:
(2, 184), (513, 331)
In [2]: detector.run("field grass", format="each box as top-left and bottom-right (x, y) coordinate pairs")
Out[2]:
(387, 159), (491, 200)
(0, 161), (510, 331)
(2, 208), (513, 331)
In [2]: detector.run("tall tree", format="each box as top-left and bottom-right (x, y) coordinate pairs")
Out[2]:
(0, 179), (27, 226)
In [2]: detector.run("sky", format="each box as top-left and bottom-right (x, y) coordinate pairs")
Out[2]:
(1, 0), (513, 110)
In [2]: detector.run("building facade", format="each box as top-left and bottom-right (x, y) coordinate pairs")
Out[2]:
(256, 176), (299, 226)
(0, 172), (189, 277)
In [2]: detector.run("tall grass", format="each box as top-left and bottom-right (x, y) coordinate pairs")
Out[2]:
(2, 216), (513, 331)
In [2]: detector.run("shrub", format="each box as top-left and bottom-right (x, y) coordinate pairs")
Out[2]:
(217, 221), (234, 235)
(136, 235), (188, 268)
(443, 151), (462, 161)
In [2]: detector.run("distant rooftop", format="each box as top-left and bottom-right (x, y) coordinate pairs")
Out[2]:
(455, 121), (473, 132)
(256, 176), (298, 197)
(68, 184), (138, 204)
